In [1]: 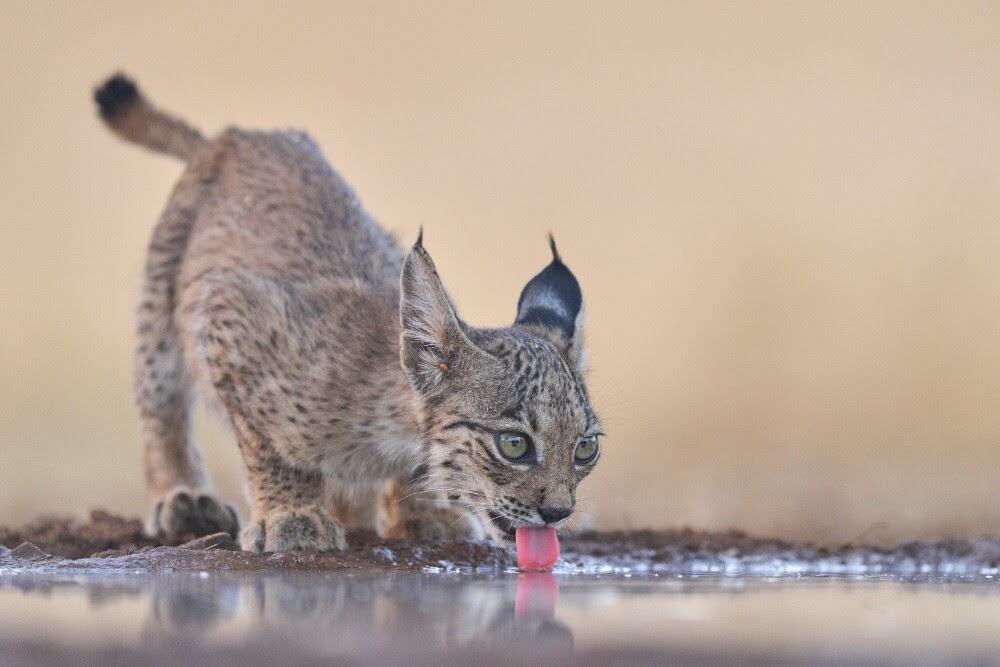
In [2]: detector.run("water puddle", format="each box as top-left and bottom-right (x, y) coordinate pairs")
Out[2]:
(2, 570), (1000, 665)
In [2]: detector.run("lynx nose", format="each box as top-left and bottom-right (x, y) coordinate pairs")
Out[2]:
(538, 506), (573, 524)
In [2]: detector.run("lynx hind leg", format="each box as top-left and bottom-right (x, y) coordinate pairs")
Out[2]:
(377, 480), (484, 542)
(151, 487), (239, 543)
(136, 332), (238, 542)
(136, 196), (237, 541)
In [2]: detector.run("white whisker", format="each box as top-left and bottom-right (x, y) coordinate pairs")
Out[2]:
(393, 486), (497, 505)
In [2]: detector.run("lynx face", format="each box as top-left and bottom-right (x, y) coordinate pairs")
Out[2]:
(399, 236), (601, 544)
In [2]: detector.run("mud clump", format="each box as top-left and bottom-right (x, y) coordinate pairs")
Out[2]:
(0, 510), (159, 559)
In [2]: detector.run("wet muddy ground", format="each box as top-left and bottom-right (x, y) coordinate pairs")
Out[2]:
(2, 510), (1000, 577)
(3, 512), (1000, 665)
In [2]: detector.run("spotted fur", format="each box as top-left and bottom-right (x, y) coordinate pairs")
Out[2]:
(95, 74), (602, 551)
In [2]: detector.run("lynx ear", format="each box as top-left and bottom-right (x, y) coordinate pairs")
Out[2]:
(515, 236), (587, 372)
(399, 232), (481, 394)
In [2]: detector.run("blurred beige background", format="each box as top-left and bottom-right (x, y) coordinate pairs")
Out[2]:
(2, 0), (999, 544)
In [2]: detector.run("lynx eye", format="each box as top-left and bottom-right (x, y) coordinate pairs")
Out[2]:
(574, 435), (600, 464)
(496, 432), (531, 462)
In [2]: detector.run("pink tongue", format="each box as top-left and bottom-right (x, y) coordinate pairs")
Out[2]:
(515, 526), (560, 570)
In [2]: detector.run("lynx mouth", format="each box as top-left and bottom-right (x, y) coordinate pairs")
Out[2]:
(485, 509), (517, 542)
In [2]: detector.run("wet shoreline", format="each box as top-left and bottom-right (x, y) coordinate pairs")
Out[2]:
(2, 510), (999, 579)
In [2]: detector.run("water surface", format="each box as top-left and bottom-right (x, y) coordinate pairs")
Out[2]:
(2, 571), (999, 665)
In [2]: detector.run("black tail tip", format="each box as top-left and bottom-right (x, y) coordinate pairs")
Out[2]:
(94, 73), (139, 120)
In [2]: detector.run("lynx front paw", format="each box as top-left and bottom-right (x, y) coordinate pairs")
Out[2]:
(148, 487), (240, 542)
(240, 507), (346, 553)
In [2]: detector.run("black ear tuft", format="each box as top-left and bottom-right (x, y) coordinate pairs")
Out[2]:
(515, 237), (582, 340)
(548, 233), (561, 262)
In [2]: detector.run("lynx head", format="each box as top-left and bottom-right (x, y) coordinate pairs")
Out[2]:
(399, 232), (602, 544)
